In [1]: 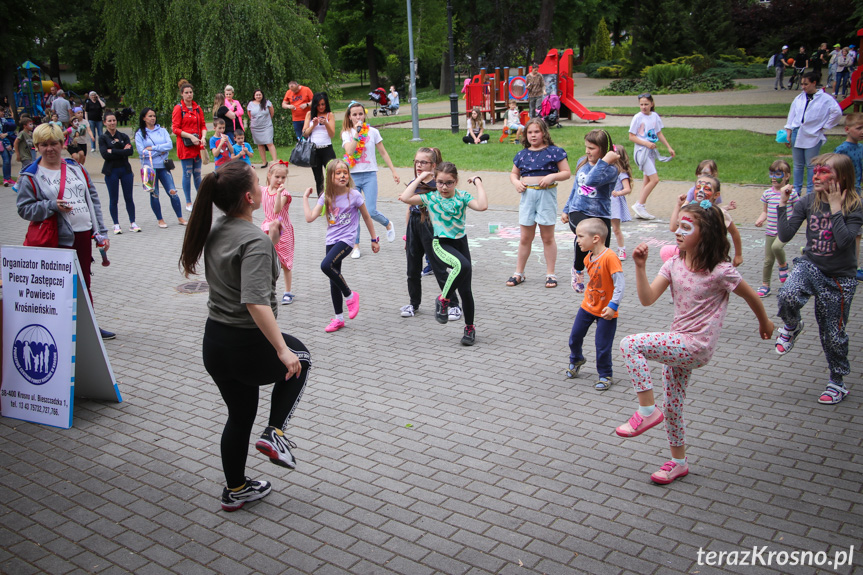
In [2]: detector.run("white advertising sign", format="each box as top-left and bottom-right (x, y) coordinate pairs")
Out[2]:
(1, 245), (120, 429)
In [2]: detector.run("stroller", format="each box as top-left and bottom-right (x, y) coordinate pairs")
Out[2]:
(369, 87), (395, 117)
(540, 93), (562, 128)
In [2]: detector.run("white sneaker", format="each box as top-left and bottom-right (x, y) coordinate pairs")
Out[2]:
(113, 224), (122, 235)
(400, 304), (415, 317)
(632, 204), (655, 220)
(386, 225), (396, 242)
(350, 247), (361, 259)
(130, 223), (142, 233)
(448, 305), (463, 321)
(186, 203), (193, 212)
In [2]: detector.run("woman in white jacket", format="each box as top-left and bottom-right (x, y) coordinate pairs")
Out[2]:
(135, 108), (187, 228)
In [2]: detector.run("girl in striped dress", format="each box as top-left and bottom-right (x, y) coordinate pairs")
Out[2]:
(262, 162), (296, 304)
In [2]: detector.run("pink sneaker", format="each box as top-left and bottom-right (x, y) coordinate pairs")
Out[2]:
(615, 408), (664, 438)
(650, 460), (689, 484)
(324, 318), (345, 332)
(346, 291), (360, 319)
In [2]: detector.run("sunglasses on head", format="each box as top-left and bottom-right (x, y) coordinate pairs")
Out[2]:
(638, 93), (652, 100)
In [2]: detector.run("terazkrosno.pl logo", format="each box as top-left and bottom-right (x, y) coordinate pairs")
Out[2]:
(12, 324), (58, 385)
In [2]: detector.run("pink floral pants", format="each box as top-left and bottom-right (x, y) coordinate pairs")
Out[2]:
(620, 332), (706, 447)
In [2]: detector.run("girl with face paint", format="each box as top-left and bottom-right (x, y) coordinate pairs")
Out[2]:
(754, 160), (797, 297)
(616, 203), (773, 485)
(666, 175), (743, 266)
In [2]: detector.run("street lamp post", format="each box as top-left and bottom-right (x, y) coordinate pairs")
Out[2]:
(447, 0), (458, 134)
(407, 0), (421, 141)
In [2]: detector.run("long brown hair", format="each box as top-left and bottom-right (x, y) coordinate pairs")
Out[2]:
(342, 102), (365, 136)
(811, 153), (862, 215)
(212, 93), (225, 117)
(576, 129), (617, 172)
(677, 203), (730, 272)
(179, 161), (258, 277)
(522, 118), (554, 149)
(323, 159), (355, 217)
(415, 147), (443, 223)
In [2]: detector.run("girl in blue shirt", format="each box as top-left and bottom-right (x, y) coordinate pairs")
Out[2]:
(562, 130), (621, 292)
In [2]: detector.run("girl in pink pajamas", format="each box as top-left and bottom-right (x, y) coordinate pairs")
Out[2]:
(616, 202), (774, 485)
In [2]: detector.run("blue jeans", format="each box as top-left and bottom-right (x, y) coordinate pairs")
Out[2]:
(150, 167), (183, 220)
(351, 170), (390, 244)
(791, 128), (823, 195)
(105, 167), (136, 225)
(88, 120), (103, 149)
(1, 147), (11, 180)
(292, 121), (304, 141)
(180, 157), (202, 204)
(569, 307), (617, 378)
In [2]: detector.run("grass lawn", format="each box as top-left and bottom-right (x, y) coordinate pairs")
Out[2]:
(596, 103), (792, 117)
(369, 126), (848, 185)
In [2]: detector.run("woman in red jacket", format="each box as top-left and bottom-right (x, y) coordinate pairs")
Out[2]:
(172, 80), (207, 211)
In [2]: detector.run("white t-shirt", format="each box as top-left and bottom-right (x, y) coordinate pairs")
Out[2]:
(37, 165), (92, 232)
(629, 111), (664, 154)
(341, 126), (383, 173)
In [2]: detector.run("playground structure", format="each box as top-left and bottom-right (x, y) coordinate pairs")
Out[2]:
(465, 48), (605, 124)
(14, 61), (58, 120)
(838, 28), (863, 113)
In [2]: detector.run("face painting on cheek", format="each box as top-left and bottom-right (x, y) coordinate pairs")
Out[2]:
(694, 182), (713, 201)
(675, 216), (695, 236)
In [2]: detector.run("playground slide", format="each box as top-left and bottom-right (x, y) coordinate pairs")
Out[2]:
(560, 93), (606, 122)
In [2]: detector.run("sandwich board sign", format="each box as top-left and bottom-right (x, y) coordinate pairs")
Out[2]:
(1, 245), (121, 429)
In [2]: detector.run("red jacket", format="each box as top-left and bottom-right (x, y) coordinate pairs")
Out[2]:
(172, 100), (207, 160)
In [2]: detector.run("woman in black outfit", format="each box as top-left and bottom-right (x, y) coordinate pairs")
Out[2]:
(179, 160), (312, 512)
(99, 111), (138, 234)
(301, 92), (337, 196)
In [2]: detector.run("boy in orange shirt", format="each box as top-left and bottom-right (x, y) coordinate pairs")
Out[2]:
(566, 218), (625, 390)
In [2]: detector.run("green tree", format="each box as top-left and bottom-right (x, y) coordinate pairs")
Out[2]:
(630, 0), (692, 71)
(690, 0), (735, 56)
(97, 0), (333, 144)
(586, 18), (613, 63)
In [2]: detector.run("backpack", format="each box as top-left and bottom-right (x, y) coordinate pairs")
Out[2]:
(767, 54), (776, 68)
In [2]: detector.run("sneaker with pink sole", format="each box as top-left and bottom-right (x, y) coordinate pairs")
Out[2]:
(324, 318), (345, 332)
(615, 408), (665, 438)
(346, 292), (360, 319)
(650, 460), (689, 484)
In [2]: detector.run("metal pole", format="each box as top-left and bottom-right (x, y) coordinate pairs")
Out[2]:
(407, 0), (421, 141)
(448, 0), (458, 134)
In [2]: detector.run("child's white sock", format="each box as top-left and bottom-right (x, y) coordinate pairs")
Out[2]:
(346, 293), (355, 303)
(634, 202), (644, 208)
(335, 313), (344, 321)
(672, 457), (687, 466)
(638, 405), (655, 417)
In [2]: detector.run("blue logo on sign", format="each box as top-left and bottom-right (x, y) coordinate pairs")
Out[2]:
(12, 324), (58, 385)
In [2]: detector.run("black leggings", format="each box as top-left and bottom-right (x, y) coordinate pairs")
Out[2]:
(432, 236), (475, 325)
(202, 318), (311, 488)
(311, 144), (336, 196)
(568, 211), (610, 272)
(463, 134), (490, 144)
(322, 241), (353, 314)
(406, 210), (459, 309)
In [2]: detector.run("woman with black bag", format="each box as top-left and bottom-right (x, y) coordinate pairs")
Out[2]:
(302, 92), (336, 196)
(135, 108), (187, 228)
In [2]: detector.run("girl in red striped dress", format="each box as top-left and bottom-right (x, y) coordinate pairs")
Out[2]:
(261, 162), (296, 304)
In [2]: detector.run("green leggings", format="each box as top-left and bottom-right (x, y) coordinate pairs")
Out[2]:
(763, 235), (788, 286)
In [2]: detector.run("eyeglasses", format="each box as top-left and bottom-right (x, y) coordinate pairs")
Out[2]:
(812, 165), (833, 176)
(435, 179), (456, 188)
(414, 160), (433, 166)
(769, 171), (787, 179)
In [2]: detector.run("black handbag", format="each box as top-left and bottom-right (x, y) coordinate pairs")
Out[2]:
(289, 138), (315, 168)
(164, 159), (175, 171)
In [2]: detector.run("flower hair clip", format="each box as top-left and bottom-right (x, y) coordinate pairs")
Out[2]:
(689, 199), (713, 210)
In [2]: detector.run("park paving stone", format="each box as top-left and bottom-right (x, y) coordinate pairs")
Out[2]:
(0, 172), (861, 575)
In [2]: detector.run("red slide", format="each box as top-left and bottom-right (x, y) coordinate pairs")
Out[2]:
(559, 74), (606, 121)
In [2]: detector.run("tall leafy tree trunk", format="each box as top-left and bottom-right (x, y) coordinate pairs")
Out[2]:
(536, 0), (554, 62)
(364, 0), (378, 88)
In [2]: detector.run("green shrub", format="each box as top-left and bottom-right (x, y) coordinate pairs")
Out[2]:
(612, 38), (631, 61)
(668, 71), (735, 92)
(670, 54), (714, 75)
(582, 60), (625, 78)
(643, 63), (693, 87)
(596, 65), (626, 78)
(603, 78), (658, 94)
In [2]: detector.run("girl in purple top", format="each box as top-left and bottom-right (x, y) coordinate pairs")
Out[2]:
(302, 159), (379, 333)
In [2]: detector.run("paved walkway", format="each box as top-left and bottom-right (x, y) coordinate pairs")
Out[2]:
(0, 170), (860, 574)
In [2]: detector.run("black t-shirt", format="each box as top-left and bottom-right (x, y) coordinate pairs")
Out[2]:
(215, 105), (234, 135)
(811, 49), (827, 72)
(84, 99), (103, 122)
(794, 52), (808, 68)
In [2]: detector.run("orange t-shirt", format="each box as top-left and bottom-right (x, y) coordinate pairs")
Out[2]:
(283, 86), (314, 122)
(581, 248), (622, 319)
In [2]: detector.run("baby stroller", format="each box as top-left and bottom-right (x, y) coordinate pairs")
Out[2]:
(369, 87), (394, 117)
(540, 93), (562, 128)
